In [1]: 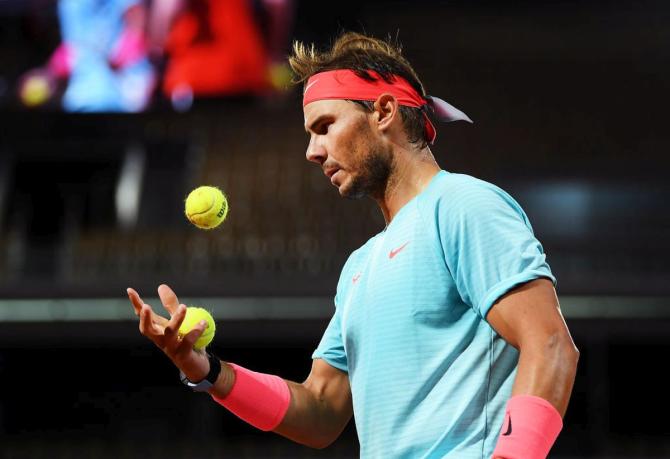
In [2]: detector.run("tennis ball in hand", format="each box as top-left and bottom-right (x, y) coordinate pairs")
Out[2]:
(184, 186), (228, 229)
(178, 307), (216, 350)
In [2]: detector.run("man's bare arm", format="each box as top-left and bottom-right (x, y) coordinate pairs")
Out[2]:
(486, 278), (579, 417)
(273, 359), (353, 449)
(208, 358), (352, 449)
(128, 285), (352, 450)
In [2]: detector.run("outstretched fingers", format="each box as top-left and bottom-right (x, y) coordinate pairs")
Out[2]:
(128, 287), (169, 328)
(127, 288), (144, 316)
(131, 285), (211, 386)
(158, 284), (180, 316)
(139, 304), (164, 343)
(164, 304), (186, 339)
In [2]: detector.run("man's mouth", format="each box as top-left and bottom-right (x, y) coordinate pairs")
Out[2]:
(324, 167), (340, 179)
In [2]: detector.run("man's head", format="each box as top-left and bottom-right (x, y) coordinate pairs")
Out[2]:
(291, 32), (430, 148)
(290, 32), (429, 198)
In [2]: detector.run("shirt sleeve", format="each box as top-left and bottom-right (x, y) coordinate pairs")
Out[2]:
(438, 177), (556, 321)
(312, 300), (348, 372)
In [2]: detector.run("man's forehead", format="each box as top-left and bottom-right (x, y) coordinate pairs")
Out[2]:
(303, 99), (352, 125)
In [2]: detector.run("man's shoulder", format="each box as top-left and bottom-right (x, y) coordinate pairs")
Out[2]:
(438, 171), (500, 192)
(423, 171), (508, 206)
(418, 171), (525, 225)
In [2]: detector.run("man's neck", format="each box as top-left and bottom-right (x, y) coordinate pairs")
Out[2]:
(374, 147), (440, 225)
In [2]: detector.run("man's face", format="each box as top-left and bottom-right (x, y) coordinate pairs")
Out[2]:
(304, 99), (393, 199)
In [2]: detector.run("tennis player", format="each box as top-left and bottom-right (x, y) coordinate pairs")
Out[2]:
(128, 31), (579, 458)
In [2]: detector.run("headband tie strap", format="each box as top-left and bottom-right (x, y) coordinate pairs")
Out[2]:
(302, 69), (472, 144)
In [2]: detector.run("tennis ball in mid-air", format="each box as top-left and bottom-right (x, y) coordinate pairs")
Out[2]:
(178, 307), (216, 350)
(20, 73), (52, 107)
(184, 186), (228, 229)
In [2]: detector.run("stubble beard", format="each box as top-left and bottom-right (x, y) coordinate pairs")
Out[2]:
(341, 141), (394, 201)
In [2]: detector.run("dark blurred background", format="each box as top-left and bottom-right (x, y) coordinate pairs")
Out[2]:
(0, 0), (669, 457)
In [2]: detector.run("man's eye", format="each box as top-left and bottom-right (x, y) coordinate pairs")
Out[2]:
(317, 122), (331, 135)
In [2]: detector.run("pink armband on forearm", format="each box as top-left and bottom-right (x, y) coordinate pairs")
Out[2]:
(212, 363), (291, 431)
(492, 395), (563, 459)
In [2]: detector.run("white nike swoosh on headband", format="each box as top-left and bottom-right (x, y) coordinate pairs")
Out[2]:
(304, 79), (319, 95)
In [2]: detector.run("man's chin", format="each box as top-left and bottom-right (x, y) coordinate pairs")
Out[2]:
(337, 178), (366, 200)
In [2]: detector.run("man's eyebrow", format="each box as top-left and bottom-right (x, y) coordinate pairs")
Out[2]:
(305, 115), (328, 134)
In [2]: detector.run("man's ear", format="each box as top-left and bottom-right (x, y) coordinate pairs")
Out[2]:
(373, 93), (399, 134)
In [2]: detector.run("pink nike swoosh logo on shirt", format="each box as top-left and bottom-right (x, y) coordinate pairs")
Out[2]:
(352, 273), (361, 283)
(389, 242), (410, 259)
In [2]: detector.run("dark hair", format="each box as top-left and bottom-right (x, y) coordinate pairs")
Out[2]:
(289, 32), (429, 148)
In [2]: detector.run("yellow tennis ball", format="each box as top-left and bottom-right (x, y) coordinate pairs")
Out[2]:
(178, 307), (216, 350)
(268, 62), (293, 92)
(184, 186), (228, 229)
(21, 74), (51, 107)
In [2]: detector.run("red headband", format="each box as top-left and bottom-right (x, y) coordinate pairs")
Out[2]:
(302, 69), (472, 144)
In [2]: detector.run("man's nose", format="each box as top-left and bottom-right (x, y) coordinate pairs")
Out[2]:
(306, 138), (327, 165)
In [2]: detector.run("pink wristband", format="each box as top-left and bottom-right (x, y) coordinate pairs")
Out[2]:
(492, 395), (563, 459)
(212, 363), (291, 431)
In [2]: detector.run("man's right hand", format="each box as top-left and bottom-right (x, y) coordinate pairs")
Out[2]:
(127, 284), (210, 382)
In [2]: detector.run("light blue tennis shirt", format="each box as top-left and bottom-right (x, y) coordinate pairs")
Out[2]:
(313, 170), (556, 458)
